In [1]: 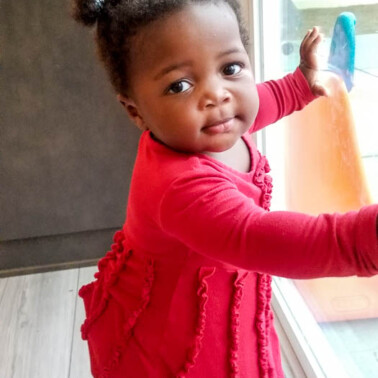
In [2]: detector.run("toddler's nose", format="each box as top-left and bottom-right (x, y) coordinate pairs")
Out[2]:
(199, 79), (231, 109)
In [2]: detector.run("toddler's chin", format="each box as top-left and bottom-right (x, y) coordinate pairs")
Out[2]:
(204, 140), (239, 154)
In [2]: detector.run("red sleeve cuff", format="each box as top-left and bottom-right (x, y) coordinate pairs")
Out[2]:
(293, 66), (317, 102)
(356, 205), (378, 275)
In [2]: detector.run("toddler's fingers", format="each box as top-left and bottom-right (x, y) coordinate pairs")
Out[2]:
(303, 34), (322, 60)
(300, 29), (312, 55)
(300, 27), (321, 54)
(308, 26), (320, 41)
(310, 33), (323, 49)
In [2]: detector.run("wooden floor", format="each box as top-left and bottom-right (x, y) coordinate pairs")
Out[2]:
(0, 266), (97, 378)
(1, 267), (377, 378)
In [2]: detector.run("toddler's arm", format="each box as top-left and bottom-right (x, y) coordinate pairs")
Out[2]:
(159, 170), (378, 279)
(252, 27), (327, 132)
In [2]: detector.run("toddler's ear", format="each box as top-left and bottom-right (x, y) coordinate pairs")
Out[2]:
(117, 94), (147, 131)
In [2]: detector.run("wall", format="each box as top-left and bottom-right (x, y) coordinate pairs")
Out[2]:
(0, 1), (140, 276)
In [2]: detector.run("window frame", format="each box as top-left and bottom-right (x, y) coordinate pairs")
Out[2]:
(241, 1), (352, 376)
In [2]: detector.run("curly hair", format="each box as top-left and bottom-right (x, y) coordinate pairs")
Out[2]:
(71, 0), (248, 97)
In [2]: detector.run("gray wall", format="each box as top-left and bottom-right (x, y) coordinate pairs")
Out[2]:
(0, 1), (140, 276)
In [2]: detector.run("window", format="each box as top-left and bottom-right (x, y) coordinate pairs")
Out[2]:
(246, 0), (378, 376)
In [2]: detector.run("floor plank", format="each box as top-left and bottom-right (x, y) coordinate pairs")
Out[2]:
(69, 266), (97, 378)
(0, 269), (78, 378)
(0, 276), (8, 304)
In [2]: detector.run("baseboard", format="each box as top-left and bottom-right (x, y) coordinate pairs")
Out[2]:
(0, 227), (119, 277)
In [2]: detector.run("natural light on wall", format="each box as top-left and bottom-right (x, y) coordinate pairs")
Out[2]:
(256, 0), (378, 377)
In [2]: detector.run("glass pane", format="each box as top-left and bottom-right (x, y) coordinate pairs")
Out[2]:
(261, 1), (378, 376)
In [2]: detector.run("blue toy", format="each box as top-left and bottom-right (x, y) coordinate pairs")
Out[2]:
(328, 12), (356, 92)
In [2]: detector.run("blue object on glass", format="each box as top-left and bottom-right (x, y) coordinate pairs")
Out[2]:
(328, 12), (356, 92)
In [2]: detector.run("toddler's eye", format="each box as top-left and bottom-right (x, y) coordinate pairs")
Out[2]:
(167, 80), (192, 94)
(223, 63), (243, 76)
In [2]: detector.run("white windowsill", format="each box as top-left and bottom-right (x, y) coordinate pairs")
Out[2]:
(272, 278), (350, 378)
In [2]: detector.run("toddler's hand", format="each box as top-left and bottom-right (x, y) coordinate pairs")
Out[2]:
(299, 26), (328, 97)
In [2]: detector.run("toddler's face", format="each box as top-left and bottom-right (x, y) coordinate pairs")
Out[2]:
(120, 2), (259, 154)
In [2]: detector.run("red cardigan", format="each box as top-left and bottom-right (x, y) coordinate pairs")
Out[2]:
(79, 68), (378, 378)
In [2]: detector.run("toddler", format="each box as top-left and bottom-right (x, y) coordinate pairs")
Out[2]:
(72, 0), (378, 377)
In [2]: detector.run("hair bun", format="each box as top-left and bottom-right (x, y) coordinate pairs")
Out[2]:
(71, 0), (105, 26)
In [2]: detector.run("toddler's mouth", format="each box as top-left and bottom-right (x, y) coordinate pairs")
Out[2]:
(202, 117), (235, 135)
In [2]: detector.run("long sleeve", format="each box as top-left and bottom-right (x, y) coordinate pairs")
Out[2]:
(158, 169), (378, 279)
(252, 67), (316, 133)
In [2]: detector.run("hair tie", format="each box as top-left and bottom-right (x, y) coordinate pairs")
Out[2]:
(95, 0), (105, 12)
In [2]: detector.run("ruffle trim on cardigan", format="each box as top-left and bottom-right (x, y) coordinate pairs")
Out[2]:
(229, 271), (249, 378)
(256, 273), (274, 378)
(79, 230), (155, 377)
(79, 230), (132, 341)
(101, 258), (155, 378)
(176, 267), (216, 378)
(253, 155), (273, 211)
(254, 154), (274, 377)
